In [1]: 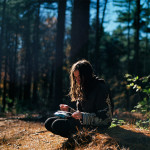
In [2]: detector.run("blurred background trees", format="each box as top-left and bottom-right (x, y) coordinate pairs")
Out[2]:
(0, 0), (149, 113)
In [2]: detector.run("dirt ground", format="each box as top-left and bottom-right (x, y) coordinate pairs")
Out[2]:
(0, 115), (67, 150)
(0, 113), (150, 150)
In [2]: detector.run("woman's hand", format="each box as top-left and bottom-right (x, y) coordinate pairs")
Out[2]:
(59, 104), (69, 112)
(72, 111), (82, 120)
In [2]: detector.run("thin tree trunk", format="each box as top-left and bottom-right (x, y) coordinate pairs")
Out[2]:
(24, 13), (32, 105)
(8, 48), (14, 108)
(145, 0), (150, 110)
(100, 0), (107, 33)
(18, 67), (23, 102)
(127, 0), (131, 71)
(8, 8), (19, 108)
(11, 31), (18, 106)
(2, 57), (7, 112)
(0, 0), (6, 83)
(126, 0), (131, 110)
(143, 0), (149, 74)
(2, 30), (9, 112)
(32, 2), (40, 107)
(1, 0), (7, 112)
(134, 0), (140, 74)
(54, 0), (66, 109)
(48, 62), (54, 107)
(94, 0), (100, 73)
(95, 0), (108, 74)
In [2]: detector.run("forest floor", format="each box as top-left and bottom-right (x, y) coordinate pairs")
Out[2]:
(0, 111), (150, 150)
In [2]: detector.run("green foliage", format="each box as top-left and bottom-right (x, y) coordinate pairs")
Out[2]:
(6, 98), (13, 104)
(125, 74), (150, 129)
(132, 98), (149, 113)
(110, 118), (126, 128)
(125, 74), (150, 111)
(3, 98), (13, 112)
(135, 119), (150, 130)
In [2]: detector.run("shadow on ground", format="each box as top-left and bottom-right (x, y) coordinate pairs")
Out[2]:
(57, 126), (150, 150)
(106, 126), (150, 150)
(11, 114), (150, 150)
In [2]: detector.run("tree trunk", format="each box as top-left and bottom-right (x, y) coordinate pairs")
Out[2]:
(98, 0), (107, 73)
(94, 0), (100, 73)
(8, 8), (19, 108)
(18, 67), (23, 102)
(134, 0), (140, 74)
(100, 0), (108, 32)
(126, 0), (131, 110)
(32, 2), (40, 107)
(70, 0), (90, 64)
(23, 12), (32, 106)
(54, 0), (66, 109)
(2, 56), (7, 112)
(48, 62), (54, 108)
(127, 0), (131, 72)
(143, 0), (149, 74)
(2, 28), (8, 112)
(0, 0), (6, 83)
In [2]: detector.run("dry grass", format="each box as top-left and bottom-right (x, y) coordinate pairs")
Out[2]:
(0, 113), (150, 150)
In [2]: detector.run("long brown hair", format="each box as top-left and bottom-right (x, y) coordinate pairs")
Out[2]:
(69, 59), (94, 101)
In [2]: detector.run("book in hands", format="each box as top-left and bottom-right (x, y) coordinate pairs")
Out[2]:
(54, 111), (72, 118)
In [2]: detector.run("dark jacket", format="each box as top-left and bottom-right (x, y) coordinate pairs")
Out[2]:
(69, 77), (114, 127)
